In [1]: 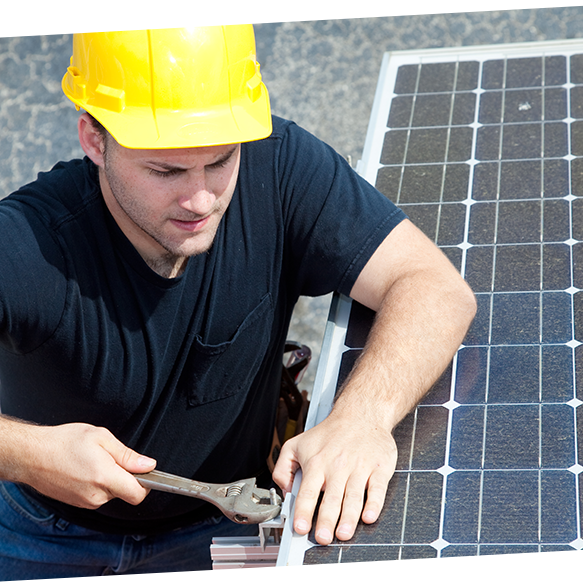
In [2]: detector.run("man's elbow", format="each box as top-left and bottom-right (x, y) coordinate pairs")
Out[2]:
(453, 276), (478, 331)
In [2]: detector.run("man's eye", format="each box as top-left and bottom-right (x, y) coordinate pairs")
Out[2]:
(149, 168), (181, 178)
(207, 159), (229, 171)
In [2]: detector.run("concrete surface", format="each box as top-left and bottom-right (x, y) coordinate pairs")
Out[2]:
(2, 7), (583, 392)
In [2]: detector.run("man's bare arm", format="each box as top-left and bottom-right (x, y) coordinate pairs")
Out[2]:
(272, 219), (477, 544)
(0, 414), (156, 508)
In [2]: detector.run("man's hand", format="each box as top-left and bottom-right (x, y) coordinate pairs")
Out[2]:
(0, 418), (156, 509)
(272, 407), (397, 545)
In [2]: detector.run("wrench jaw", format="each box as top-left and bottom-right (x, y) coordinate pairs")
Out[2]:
(219, 479), (283, 524)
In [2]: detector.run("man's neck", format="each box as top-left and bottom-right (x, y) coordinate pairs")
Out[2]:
(143, 254), (188, 279)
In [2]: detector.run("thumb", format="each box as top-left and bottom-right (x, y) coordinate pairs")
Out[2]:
(102, 434), (157, 474)
(272, 438), (300, 496)
(125, 452), (157, 474)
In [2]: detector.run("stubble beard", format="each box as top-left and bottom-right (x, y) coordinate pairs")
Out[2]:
(102, 148), (223, 276)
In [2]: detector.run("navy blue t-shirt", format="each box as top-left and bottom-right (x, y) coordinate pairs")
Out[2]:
(0, 116), (406, 534)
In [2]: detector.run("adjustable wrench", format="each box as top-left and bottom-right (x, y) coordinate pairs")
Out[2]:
(134, 469), (282, 524)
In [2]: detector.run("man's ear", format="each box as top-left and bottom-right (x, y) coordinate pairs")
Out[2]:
(78, 113), (106, 168)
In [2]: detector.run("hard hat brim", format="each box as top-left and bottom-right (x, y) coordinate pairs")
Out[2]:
(64, 78), (272, 149)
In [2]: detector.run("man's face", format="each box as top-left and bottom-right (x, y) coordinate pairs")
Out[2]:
(98, 134), (241, 263)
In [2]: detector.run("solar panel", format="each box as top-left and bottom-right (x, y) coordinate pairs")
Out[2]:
(277, 39), (583, 566)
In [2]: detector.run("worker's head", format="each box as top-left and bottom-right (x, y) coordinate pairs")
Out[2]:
(62, 25), (271, 149)
(63, 26), (270, 264)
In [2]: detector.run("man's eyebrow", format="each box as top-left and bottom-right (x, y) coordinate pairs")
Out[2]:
(145, 145), (239, 171)
(206, 145), (239, 168)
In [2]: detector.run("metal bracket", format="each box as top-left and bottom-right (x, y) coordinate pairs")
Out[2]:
(258, 492), (292, 550)
(210, 493), (292, 568)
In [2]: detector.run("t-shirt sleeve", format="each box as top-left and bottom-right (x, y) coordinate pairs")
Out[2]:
(0, 199), (67, 354)
(277, 121), (407, 298)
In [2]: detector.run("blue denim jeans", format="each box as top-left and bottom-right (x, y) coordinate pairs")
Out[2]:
(0, 481), (258, 580)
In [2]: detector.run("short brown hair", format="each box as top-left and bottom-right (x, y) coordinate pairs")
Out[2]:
(87, 114), (109, 143)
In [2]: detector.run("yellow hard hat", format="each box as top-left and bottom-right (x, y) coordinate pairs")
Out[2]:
(62, 26), (272, 149)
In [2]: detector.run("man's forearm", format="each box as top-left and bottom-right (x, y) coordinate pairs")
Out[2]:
(335, 260), (476, 431)
(0, 414), (40, 483)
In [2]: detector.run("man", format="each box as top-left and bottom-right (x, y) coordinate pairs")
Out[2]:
(0, 26), (476, 577)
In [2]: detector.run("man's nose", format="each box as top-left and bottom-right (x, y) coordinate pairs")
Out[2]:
(177, 176), (216, 215)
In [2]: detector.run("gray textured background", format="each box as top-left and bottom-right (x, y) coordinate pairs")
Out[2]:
(2, 7), (583, 391)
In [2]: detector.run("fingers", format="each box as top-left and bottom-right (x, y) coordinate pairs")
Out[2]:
(309, 484), (345, 545)
(333, 443), (396, 542)
(334, 467), (392, 541)
(97, 429), (157, 506)
(304, 469), (375, 545)
(281, 427), (397, 546)
(361, 472), (391, 524)
(291, 447), (368, 545)
(300, 467), (392, 545)
(20, 423), (158, 509)
(292, 464), (326, 538)
(333, 475), (368, 541)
